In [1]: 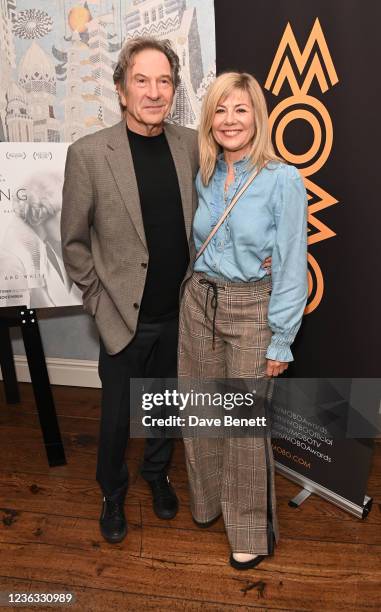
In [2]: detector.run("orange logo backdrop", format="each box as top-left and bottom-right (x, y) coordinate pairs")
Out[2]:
(265, 18), (339, 313)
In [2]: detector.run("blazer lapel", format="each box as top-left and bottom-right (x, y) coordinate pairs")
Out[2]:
(164, 123), (193, 241)
(105, 121), (147, 250)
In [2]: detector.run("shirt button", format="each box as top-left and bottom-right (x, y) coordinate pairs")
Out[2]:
(141, 262), (147, 268)
(133, 303), (139, 309)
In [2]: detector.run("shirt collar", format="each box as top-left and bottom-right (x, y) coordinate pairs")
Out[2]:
(216, 153), (251, 175)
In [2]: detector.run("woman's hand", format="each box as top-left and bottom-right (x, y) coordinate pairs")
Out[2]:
(266, 359), (288, 377)
(262, 256), (272, 275)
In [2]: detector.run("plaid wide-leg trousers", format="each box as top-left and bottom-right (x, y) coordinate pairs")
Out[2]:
(178, 271), (279, 555)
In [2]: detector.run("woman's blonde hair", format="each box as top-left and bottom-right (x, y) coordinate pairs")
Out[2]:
(199, 72), (281, 185)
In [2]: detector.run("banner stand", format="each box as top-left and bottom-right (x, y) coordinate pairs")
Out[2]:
(276, 462), (373, 519)
(0, 315), (19, 405)
(0, 307), (66, 467)
(288, 488), (312, 508)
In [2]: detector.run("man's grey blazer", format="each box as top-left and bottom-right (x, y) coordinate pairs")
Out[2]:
(61, 119), (199, 355)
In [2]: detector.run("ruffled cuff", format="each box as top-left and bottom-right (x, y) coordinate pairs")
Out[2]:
(266, 332), (295, 362)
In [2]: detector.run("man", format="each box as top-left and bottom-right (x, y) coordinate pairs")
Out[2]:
(61, 37), (198, 543)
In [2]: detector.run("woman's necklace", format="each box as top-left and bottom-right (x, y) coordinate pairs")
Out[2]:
(224, 169), (235, 202)
(224, 182), (229, 202)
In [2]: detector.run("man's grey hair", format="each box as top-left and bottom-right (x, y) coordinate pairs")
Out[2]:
(113, 36), (181, 94)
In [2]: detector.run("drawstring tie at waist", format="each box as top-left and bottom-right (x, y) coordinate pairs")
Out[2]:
(199, 278), (222, 350)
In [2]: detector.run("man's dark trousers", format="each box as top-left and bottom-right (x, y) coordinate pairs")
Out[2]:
(96, 315), (178, 498)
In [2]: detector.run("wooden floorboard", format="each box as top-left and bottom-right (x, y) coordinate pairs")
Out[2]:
(0, 382), (380, 611)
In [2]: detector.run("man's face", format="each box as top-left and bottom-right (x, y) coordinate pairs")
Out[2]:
(118, 49), (175, 135)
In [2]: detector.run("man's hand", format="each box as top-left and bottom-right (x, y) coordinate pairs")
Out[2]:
(266, 359), (288, 377)
(262, 256), (272, 275)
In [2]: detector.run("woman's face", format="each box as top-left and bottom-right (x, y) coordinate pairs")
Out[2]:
(212, 88), (255, 159)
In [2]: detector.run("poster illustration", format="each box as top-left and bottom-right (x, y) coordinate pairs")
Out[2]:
(0, 0), (216, 142)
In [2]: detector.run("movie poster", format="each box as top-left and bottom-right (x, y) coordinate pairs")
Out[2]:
(0, 142), (82, 308)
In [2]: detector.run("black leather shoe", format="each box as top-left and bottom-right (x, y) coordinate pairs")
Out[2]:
(99, 492), (127, 543)
(148, 475), (178, 520)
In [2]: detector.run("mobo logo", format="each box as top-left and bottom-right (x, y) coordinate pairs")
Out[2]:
(265, 18), (339, 313)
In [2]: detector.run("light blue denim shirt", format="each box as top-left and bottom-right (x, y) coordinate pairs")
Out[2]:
(193, 156), (308, 362)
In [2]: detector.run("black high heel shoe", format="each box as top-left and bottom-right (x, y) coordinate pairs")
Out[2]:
(229, 552), (267, 571)
(229, 525), (275, 570)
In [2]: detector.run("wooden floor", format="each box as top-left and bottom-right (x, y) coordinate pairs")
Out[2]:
(0, 383), (380, 611)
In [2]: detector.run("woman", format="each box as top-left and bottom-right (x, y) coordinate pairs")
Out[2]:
(178, 72), (308, 570)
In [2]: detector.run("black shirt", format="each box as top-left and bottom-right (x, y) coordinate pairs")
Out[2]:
(127, 126), (189, 322)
